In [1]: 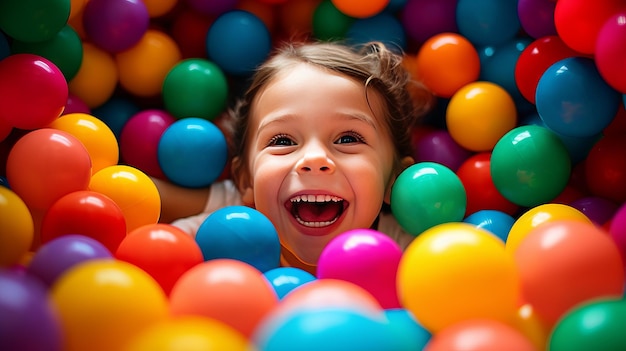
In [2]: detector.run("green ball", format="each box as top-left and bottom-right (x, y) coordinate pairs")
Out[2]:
(162, 58), (229, 121)
(391, 162), (467, 236)
(11, 25), (83, 81)
(490, 125), (571, 208)
(549, 298), (626, 351)
(312, 0), (355, 42)
(0, 0), (70, 43)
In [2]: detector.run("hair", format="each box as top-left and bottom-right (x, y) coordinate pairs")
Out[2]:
(225, 40), (435, 186)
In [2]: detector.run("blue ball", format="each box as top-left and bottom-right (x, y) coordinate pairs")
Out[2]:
(346, 13), (406, 53)
(91, 96), (140, 139)
(157, 117), (228, 188)
(206, 10), (271, 76)
(463, 209), (515, 243)
(263, 267), (316, 299)
(383, 309), (431, 350)
(456, 0), (520, 46)
(536, 57), (622, 138)
(196, 205), (280, 273)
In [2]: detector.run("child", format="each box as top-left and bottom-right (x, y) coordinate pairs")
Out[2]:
(155, 41), (434, 273)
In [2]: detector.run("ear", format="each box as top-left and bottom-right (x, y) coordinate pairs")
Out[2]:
(384, 156), (414, 204)
(231, 156), (254, 206)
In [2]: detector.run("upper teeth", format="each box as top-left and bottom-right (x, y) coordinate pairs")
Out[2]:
(290, 194), (343, 203)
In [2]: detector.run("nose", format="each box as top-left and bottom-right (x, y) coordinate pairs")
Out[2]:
(296, 142), (335, 174)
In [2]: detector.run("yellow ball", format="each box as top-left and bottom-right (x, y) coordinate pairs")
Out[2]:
(50, 259), (169, 351)
(505, 203), (591, 254)
(90, 165), (161, 232)
(0, 186), (33, 266)
(397, 222), (520, 332)
(48, 113), (119, 173)
(446, 81), (517, 152)
(125, 316), (252, 351)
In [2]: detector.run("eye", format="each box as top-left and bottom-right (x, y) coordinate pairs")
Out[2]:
(335, 130), (365, 144)
(267, 134), (296, 147)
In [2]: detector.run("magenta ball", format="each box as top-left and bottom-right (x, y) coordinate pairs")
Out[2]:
(595, 10), (626, 93)
(517, 0), (557, 39)
(26, 235), (113, 287)
(317, 229), (403, 309)
(609, 203), (626, 268)
(62, 94), (91, 115)
(82, 0), (149, 53)
(186, 0), (239, 16)
(413, 129), (472, 172)
(120, 109), (176, 178)
(401, 0), (458, 44)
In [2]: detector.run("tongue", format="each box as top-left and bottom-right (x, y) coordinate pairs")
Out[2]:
(296, 202), (342, 223)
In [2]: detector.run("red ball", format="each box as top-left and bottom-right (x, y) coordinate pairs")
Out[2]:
(585, 134), (626, 203)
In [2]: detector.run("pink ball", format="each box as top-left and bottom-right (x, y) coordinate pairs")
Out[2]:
(595, 10), (626, 93)
(62, 94), (91, 115)
(317, 229), (403, 309)
(609, 202), (626, 268)
(119, 109), (175, 178)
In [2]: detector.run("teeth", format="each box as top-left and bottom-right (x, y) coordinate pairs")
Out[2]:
(290, 194), (343, 203)
(295, 217), (338, 227)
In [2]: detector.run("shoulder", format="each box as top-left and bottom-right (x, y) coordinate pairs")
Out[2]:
(376, 211), (416, 250)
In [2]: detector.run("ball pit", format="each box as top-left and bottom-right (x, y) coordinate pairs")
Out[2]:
(0, 0), (625, 350)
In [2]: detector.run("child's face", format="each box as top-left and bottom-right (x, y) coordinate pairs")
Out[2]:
(240, 63), (397, 264)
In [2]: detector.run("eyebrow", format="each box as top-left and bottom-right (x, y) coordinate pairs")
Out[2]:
(257, 112), (379, 133)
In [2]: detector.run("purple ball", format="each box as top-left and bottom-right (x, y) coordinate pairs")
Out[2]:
(569, 196), (619, 226)
(401, 0), (458, 44)
(27, 235), (113, 287)
(609, 203), (626, 268)
(186, 0), (240, 16)
(82, 0), (149, 53)
(0, 269), (62, 351)
(517, 0), (557, 39)
(414, 129), (473, 172)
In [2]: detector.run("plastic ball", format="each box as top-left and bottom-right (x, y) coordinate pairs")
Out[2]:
(446, 81), (517, 152)
(490, 125), (571, 208)
(63, 94), (91, 115)
(187, 0), (239, 16)
(426, 319), (536, 351)
(609, 203), (626, 268)
(125, 316), (252, 351)
(536, 57), (621, 138)
(91, 95), (140, 139)
(206, 10), (272, 76)
(391, 162), (467, 236)
(312, 0), (354, 42)
(397, 222), (520, 332)
(115, 29), (182, 97)
(169, 8), (215, 59)
(0, 53), (67, 130)
(0, 0), (70, 42)
(517, 0), (557, 39)
(47, 112), (119, 173)
(585, 133), (626, 203)
(317, 229), (403, 309)
(237, 0), (277, 34)
(263, 267), (317, 300)
(116, 223), (204, 295)
(89, 165), (161, 232)
(506, 203), (591, 254)
(141, 0), (177, 18)
(158, 118), (228, 188)
(11, 24), (83, 81)
(27, 235), (112, 287)
(415, 32), (481, 98)
(569, 196), (619, 226)
(383, 309), (431, 350)
(515, 35), (580, 104)
(82, 0), (149, 53)
(0, 186), (33, 267)
(169, 259), (279, 338)
(49, 259), (169, 351)
(554, 0), (624, 54)
(6, 129), (92, 211)
(401, 0), (458, 44)
(68, 43), (119, 108)
(40, 190), (126, 253)
(412, 128), (472, 172)
(549, 298), (626, 351)
(456, 152), (520, 217)
(0, 270), (63, 351)
(331, 0), (388, 18)
(162, 59), (228, 120)
(277, 0), (320, 42)
(119, 109), (175, 179)
(345, 13), (406, 53)
(196, 206), (280, 273)
(463, 209), (516, 243)
(456, 0), (520, 46)
(515, 220), (625, 326)
(596, 10), (626, 93)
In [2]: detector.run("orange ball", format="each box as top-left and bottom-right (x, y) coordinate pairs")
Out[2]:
(142, 0), (178, 17)
(415, 33), (480, 98)
(446, 81), (517, 151)
(331, 0), (389, 18)
(426, 319), (536, 351)
(116, 29), (182, 97)
(68, 43), (118, 108)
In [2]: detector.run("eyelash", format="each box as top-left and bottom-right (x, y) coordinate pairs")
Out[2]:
(266, 130), (366, 147)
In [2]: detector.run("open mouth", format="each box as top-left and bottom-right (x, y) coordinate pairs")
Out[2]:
(287, 194), (347, 228)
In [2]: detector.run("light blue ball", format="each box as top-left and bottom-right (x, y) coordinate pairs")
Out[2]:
(196, 206), (280, 273)
(463, 209), (516, 243)
(157, 117), (228, 188)
(206, 10), (271, 76)
(383, 308), (431, 350)
(263, 267), (316, 299)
